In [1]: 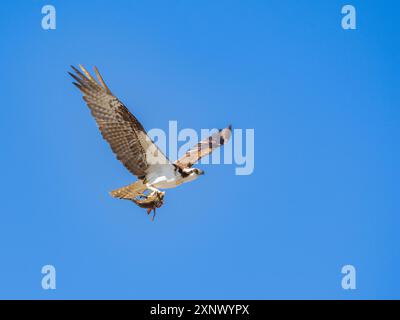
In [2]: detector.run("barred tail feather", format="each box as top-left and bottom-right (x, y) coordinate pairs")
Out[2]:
(109, 180), (147, 200)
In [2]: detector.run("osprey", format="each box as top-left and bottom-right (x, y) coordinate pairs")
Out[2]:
(69, 65), (231, 219)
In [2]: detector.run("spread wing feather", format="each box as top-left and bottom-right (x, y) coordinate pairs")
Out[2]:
(175, 125), (232, 169)
(69, 65), (170, 178)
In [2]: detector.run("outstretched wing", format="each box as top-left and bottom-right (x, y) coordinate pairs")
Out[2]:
(175, 125), (232, 169)
(69, 65), (170, 178)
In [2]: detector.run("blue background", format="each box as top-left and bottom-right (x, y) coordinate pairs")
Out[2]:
(0, 0), (399, 299)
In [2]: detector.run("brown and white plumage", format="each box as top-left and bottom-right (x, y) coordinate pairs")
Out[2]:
(174, 126), (232, 169)
(69, 65), (169, 178)
(70, 65), (231, 219)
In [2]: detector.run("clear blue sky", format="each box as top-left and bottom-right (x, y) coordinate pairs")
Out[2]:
(0, 0), (399, 299)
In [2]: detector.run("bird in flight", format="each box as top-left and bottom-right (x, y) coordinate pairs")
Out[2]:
(69, 65), (231, 220)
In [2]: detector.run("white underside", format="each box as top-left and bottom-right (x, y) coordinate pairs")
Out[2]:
(145, 164), (198, 189)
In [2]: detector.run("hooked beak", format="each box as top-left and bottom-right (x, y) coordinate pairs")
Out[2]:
(198, 169), (205, 175)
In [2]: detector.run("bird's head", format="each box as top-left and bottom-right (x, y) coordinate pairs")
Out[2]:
(192, 168), (204, 176)
(182, 167), (205, 180)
